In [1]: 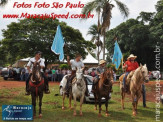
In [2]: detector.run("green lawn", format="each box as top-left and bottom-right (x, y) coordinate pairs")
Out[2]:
(0, 83), (162, 122)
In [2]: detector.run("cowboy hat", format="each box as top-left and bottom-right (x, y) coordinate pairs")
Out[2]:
(127, 54), (137, 60)
(99, 60), (106, 65)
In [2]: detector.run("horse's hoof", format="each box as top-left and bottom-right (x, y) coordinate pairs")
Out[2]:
(62, 107), (65, 110)
(133, 112), (136, 116)
(94, 107), (97, 110)
(69, 107), (73, 110)
(39, 114), (42, 118)
(105, 113), (110, 117)
(98, 114), (101, 117)
(73, 113), (77, 116)
(80, 113), (83, 116)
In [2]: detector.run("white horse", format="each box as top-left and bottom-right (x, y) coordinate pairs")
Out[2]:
(72, 68), (86, 116)
(61, 68), (86, 116)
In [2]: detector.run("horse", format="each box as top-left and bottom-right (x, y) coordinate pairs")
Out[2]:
(119, 64), (149, 116)
(29, 61), (44, 118)
(94, 67), (113, 117)
(61, 74), (72, 110)
(61, 68), (86, 116)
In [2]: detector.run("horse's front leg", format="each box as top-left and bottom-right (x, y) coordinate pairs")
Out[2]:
(121, 89), (125, 110)
(69, 93), (72, 109)
(98, 97), (102, 117)
(80, 94), (85, 116)
(73, 95), (77, 116)
(39, 92), (43, 118)
(131, 93), (136, 116)
(62, 93), (66, 110)
(94, 93), (97, 110)
(31, 93), (36, 118)
(105, 97), (109, 117)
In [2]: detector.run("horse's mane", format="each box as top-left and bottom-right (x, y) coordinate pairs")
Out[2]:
(99, 69), (110, 88)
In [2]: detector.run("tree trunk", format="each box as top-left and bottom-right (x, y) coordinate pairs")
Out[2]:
(103, 30), (106, 60)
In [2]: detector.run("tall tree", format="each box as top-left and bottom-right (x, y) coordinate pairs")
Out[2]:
(87, 24), (103, 62)
(81, 0), (129, 60)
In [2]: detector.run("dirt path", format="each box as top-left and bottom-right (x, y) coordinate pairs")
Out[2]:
(0, 79), (162, 103)
(113, 80), (163, 103)
(0, 80), (60, 89)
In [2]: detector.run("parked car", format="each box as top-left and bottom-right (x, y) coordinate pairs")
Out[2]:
(149, 71), (161, 79)
(59, 75), (111, 103)
(1, 67), (17, 80)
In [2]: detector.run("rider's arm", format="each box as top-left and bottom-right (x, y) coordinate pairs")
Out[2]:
(40, 59), (45, 72)
(67, 56), (71, 66)
(27, 60), (32, 73)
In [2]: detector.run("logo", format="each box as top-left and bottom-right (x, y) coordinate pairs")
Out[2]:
(2, 105), (33, 121)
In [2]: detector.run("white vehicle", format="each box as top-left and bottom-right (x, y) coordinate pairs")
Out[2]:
(59, 75), (111, 103)
(150, 71), (161, 79)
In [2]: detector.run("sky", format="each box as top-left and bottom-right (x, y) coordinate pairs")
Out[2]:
(0, 0), (158, 41)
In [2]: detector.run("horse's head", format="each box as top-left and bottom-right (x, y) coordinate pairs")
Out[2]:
(105, 67), (114, 83)
(140, 64), (149, 83)
(76, 67), (84, 84)
(31, 61), (42, 82)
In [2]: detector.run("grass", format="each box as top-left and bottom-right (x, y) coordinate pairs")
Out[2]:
(0, 83), (163, 122)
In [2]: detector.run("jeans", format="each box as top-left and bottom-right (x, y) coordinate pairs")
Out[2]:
(123, 72), (130, 88)
(51, 74), (56, 82)
(142, 84), (146, 107)
(25, 73), (29, 81)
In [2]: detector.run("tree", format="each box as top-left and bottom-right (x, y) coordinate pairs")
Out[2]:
(0, 0), (8, 7)
(105, 1), (163, 71)
(0, 18), (95, 67)
(81, 0), (129, 60)
(87, 24), (103, 62)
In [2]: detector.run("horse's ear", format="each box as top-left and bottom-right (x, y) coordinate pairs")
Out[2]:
(144, 64), (147, 67)
(140, 63), (142, 67)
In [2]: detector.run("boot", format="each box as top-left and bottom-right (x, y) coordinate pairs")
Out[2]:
(25, 86), (30, 95)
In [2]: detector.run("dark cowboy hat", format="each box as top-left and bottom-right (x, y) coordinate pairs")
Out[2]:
(35, 51), (42, 55)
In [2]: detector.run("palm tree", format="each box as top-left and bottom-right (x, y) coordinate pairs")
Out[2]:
(81, 0), (129, 60)
(87, 24), (103, 62)
(0, 0), (8, 6)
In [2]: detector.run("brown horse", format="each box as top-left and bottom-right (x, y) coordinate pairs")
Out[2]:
(119, 64), (149, 116)
(94, 67), (113, 117)
(29, 61), (44, 118)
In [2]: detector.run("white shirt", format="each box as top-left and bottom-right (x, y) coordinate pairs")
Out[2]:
(27, 57), (45, 71)
(70, 60), (84, 70)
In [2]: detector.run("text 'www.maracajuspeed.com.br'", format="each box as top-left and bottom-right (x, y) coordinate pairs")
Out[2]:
(3, 12), (94, 20)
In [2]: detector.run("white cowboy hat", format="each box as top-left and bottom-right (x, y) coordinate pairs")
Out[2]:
(99, 60), (106, 65)
(127, 54), (137, 60)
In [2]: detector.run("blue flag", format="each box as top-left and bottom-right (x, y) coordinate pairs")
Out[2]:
(51, 25), (65, 61)
(112, 41), (123, 70)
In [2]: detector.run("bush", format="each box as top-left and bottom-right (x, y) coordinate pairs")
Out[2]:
(59, 64), (69, 69)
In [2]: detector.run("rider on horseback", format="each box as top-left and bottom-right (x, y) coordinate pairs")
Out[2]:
(25, 51), (50, 95)
(65, 54), (89, 96)
(122, 54), (139, 92)
(92, 60), (113, 93)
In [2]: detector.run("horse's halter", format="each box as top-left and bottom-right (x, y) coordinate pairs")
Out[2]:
(140, 66), (149, 83)
(31, 61), (42, 82)
(103, 68), (113, 86)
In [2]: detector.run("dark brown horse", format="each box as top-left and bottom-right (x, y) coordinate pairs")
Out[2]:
(29, 61), (44, 118)
(94, 67), (113, 117)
